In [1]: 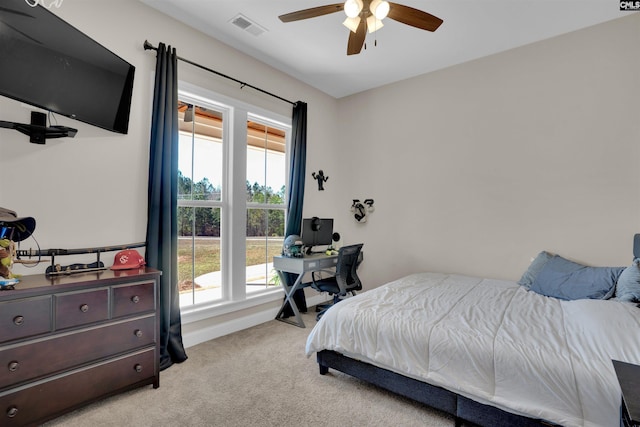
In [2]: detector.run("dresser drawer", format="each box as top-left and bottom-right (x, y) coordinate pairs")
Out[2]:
(0, 315), (156, 390)
(0, 296), (52, 344)
(112, 282), (155, 318)
(55, 288), (109, 330)
(0, 348), (156, 426)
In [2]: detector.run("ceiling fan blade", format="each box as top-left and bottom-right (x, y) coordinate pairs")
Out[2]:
(278, 3), (344, 23)
(387, 2), (443, 32)
(347, 18), (367, 56)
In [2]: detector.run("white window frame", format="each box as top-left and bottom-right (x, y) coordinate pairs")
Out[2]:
(177, 81), (291, 322)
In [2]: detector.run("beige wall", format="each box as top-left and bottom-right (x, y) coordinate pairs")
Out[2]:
(333, 13), (640, 289)
(2, 2), (639, 339)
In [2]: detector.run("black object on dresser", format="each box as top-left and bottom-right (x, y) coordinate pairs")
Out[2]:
(0, 268), (161, 426)
(613, 359), (640, 427)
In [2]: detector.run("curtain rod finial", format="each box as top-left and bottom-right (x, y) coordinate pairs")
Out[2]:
(143, 40), (155, 51)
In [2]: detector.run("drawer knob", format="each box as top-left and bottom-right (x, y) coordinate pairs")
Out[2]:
(131, 295), (140, 304)
(6, 406), (18, 418)
(134, 329), (143, 338)
(8, 361), (19, 372)
(80, 304), (89, 313)
(13, 316), (24, 326)
(134, 363), (143, 373)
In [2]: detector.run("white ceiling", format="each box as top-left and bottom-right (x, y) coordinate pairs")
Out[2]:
(139, 0), (634, 98)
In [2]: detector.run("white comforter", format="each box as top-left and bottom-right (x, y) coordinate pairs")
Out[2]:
(305, 272), (640, 427)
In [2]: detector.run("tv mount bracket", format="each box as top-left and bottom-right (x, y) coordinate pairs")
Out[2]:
(0, 111), (77, 144)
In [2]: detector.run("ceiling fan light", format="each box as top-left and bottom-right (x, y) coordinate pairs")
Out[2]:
(369, 0), (390, 20)
(344, 0), (363, 18)
(366, 15), (384, 33)
(342, 16), (361, 33)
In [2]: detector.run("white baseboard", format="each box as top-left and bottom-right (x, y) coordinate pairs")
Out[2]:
(182, 293), (330, 348)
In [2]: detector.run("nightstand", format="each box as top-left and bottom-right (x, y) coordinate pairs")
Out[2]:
(613, 360), (640, 427)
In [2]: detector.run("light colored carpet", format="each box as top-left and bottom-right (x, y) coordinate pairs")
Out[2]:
(43, 311), (454, 427)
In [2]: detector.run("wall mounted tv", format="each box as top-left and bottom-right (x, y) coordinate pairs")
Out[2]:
(0, 0), (135, 139)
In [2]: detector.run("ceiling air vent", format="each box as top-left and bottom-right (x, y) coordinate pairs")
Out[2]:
(230, 14), (267, 37)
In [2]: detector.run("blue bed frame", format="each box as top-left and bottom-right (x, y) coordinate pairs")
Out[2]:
(317, 350), (557, 427)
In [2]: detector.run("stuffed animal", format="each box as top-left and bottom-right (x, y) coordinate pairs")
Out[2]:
(0, 238), (15, 279)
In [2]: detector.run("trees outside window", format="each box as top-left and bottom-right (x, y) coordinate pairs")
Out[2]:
(177, 89), (289, 308)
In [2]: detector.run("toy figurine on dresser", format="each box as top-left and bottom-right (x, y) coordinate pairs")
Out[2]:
(0, 207), (36, 287)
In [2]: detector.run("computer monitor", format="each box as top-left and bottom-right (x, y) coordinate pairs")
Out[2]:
(301, 217), (334, 253)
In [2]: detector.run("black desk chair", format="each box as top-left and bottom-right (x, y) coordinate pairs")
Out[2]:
(310, 243), (363, 320)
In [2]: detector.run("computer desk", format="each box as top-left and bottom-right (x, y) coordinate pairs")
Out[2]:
(273, 252), (339, 328)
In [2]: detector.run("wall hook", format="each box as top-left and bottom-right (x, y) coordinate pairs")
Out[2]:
(351, 199), (375, 223)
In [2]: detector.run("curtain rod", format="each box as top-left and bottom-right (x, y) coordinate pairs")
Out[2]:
(143, 40), (297, 106)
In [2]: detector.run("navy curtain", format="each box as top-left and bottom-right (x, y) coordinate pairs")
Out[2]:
(282, 101), (308, 317)
(146, 43), (188, 370)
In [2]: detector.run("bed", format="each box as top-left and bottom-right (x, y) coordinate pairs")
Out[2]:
(305, 246), (640, 427)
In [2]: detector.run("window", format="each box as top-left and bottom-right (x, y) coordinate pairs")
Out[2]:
(177, 85), (290, 309)
(246, 121), (287, 294)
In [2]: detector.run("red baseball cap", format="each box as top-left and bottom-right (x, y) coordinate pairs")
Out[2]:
(111, 249), (146, 270)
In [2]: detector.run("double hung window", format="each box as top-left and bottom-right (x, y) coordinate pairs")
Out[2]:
(177, 85), (289, 308)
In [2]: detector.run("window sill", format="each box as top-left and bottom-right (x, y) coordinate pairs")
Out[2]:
(180, 287), (285, 325)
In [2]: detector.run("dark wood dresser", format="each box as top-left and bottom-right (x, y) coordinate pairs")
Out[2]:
(0, 268), (161, 426)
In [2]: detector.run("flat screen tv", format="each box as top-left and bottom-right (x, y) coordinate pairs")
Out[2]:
(0, 0), (135, 135)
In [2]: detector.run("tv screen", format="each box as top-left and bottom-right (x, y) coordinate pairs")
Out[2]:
(301, 217), (334, 252)
(0, 0), (135, 134)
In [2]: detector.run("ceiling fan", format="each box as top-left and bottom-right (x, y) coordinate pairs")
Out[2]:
(278, 0), (443, 56)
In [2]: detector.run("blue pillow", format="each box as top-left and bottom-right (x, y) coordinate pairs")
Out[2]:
(518, 251), (553, 289)
(530, 255), (624, 301)
(615, 258), (640, 302)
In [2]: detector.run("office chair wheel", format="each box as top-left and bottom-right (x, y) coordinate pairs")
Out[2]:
(315, 303), (331, 312)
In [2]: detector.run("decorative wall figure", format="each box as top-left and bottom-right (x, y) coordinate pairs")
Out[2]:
(351, 199), (375, 223)
(312, 170), (328, 191)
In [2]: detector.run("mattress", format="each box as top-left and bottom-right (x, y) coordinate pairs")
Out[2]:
(305, 272), (640, 427)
